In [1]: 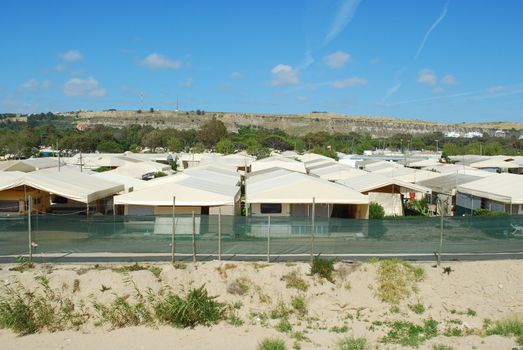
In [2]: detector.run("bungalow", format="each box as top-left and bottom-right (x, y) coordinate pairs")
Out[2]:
(246, 169), (369, 219)
(0, 168), (124, 216)
(455, 173), (523, 215)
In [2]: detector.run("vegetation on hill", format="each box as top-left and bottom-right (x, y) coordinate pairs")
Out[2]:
(0, 112), (521, 158)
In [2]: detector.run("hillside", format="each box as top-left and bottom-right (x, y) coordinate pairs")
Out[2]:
(60, 110), (523, 137)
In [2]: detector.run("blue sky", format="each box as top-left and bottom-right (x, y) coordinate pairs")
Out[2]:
(1, 0), (522, 123)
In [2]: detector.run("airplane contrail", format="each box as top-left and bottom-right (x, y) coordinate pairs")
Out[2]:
(415, 0), (450, 60)
(324, 0), (362, 45)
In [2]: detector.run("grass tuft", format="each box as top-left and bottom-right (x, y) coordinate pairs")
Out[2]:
(290, 295), (307, 317)
(337, 337), (369, 350)
(381, 318), (438, 346)
(484, 316), (523, 345)
(153, 285), (226, 328)
(375, 259), (425, 304)
(310, 256), (335, 283)
(227, 277), (251, 295)
(281, 271), (309, 291)
(257, 337), (287, 350)
(408, 303), (426, 314)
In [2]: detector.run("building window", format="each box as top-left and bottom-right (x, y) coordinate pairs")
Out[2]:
(260, 203), (282, 214)
(0, 200), (19, 213)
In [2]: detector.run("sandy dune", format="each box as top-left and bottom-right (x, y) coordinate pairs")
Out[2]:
(1, 260), (522, 349)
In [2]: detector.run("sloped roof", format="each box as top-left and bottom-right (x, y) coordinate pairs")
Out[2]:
(246, 171), (368, 204)
(92, 171), (146, 192)
(0, 171), (26, 191)
(337, 172), (431, 194)
(0, 158), (61, 172)
(114, 175), (240, 207)
(457, 173), (523, 204)
(23, 168), (124, 203)
(469, 158), (520, 169)
(373, 167), (443, 183)
(417, 173), (483, 195)
(309, 164), (367, 181)
(250, 156), (307, 174)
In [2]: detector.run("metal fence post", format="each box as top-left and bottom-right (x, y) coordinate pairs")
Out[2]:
(171, 196), (176, 263)
(218, 208), (222, 261)
(437, 198), (444, 266)
(28, 195), (32, 263)
(267, 215), (271, 263)
(310, 197), (316, 264)
(192, 211), (196, 262)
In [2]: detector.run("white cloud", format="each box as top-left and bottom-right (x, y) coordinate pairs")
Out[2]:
(61, 50), (83, 62)
(296, 96), (308, 101)
(486, 85), (506, 94)
(432, 86), (444, 94)
(332, 77), (367, 89)
(323, 51), (351, 69)
(19, 79), (51, 92)
(63, 77), (106, 97)
(271, 64), (300, 86)
(441, 74), (457, 85)
(324, 0), (362, 45)
(230, 71), (242, 79)
(141, 53), (181, 70)
(417, 69), (437, 85)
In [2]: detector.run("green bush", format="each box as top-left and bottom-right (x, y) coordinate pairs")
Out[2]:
(257, 337), (287, 350)
(310, 256), (335, 282)
(153, 285), (226, 328)
(0, 279), (87, 335)
(369, 202), (385, 219)
(484, 316), (523, 345)
(337, 337), (369, 350)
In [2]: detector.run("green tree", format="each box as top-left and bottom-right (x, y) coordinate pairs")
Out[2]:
(96, 140), (124, 153)
(369, 202), (385, 219)
(197, 116), (228, 148)
(216, 139), (235, 155)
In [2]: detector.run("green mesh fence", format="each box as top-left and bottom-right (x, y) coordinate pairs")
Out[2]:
(1, 214), (522, 257)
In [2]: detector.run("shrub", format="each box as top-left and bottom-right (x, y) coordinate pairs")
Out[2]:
(369, 202), (385, 219)
(276, 318), (292, 333)
(432, 345), (454, 350)
(153, 285), (226, 328)
(227, 277), (251, 295)
(310, 256), (335, 282)
(382, 319), (439, 346)
(257, 337), (287, 350)
(0, 279), (88, 335)
(290, 296), (307, 316)
(337, 337), (369, 350)
(484, 316), (523, 345)
(281, 271), (309, 291)
(93, 295), (153, 328)
(374, 259), (425, 304)
(408, 303), (426, 314)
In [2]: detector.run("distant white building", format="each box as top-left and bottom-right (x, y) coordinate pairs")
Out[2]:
(464, 131), (483, 138)
(494, 129), (506, 138)
(445, 131), (461, 138)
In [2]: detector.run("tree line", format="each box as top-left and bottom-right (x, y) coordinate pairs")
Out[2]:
(0, 113), (521, 159)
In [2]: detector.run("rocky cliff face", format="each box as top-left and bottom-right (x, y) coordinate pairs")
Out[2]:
(62, 110), (522, 137)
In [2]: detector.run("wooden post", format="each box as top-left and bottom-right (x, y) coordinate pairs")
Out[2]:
(192, 211), (196, 262)
(171, 196), (176, 263)
(218, 208), (222, 261)
(438, 198), (444, 266)
(267, 215), (271, 263)
(28, 195), (32, 263)
(310, 197), (316, 264)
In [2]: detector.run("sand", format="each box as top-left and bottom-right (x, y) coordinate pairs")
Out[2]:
(1, 260), (522, 349)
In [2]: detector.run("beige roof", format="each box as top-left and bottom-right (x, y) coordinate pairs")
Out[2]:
(246, 171), (368, 204)
(92, 171), (146, 192)
(309, 164), (367, 181)
(374, 167), (443, 183)
(114, 175), (240, 207)
(23, 168), (124, 203)
(0, 158), (61, 172)
(250, 156), (307, 174)
(0, 171), (26, 191)
(112, 161), (172, 179)
(337, 173), (431, 194)
(457, 173), (523, 204)
(469, 158), (521, 169)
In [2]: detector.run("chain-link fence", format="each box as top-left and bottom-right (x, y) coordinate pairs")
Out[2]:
(1, 214), (523, 261)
